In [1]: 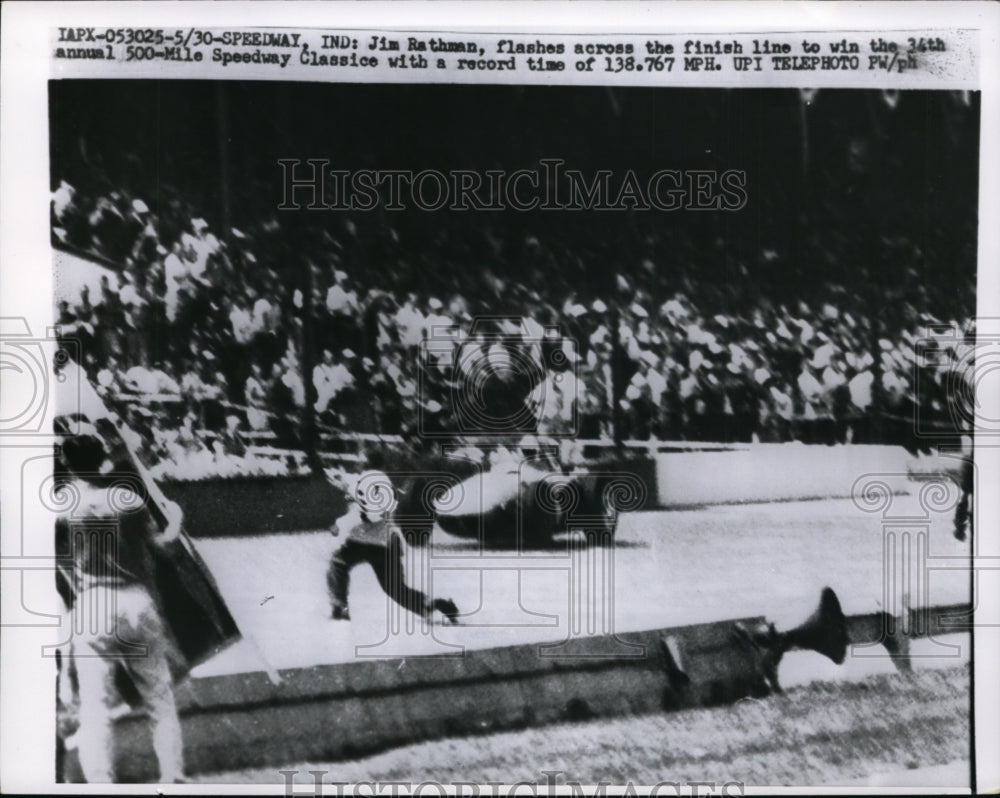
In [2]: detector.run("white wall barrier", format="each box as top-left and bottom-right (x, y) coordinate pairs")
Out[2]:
(653, 443), (913, 507)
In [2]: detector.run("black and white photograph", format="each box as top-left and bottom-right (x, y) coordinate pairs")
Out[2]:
(1, 3), (998, 794)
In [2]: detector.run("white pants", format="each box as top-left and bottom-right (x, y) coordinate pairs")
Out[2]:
(70, 584), (184, 783)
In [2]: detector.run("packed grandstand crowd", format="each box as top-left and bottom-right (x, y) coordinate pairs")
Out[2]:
(52, 178), (975, 480)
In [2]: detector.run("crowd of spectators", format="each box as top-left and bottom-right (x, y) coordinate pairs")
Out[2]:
(52, 179), (975, 479)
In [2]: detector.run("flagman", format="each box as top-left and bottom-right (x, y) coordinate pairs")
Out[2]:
(56, 421), (187, 783)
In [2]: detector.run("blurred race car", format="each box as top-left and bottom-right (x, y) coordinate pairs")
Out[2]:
(393, 452), (646, 548)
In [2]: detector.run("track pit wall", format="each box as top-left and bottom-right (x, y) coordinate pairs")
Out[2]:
(86, 603), (968, 782)
(653, 443), (913, 506)
(155, 444), (917, 540)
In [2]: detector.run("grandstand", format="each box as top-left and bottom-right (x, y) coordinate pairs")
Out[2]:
(50, 84), (979, 477)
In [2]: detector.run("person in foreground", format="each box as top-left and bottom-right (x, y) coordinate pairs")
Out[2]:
(56, 423), (186, 783)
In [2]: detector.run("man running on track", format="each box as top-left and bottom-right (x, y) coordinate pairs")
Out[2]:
(327, 469), (459, 624)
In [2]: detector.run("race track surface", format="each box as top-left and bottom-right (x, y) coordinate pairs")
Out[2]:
(192, 491), (972, 685)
